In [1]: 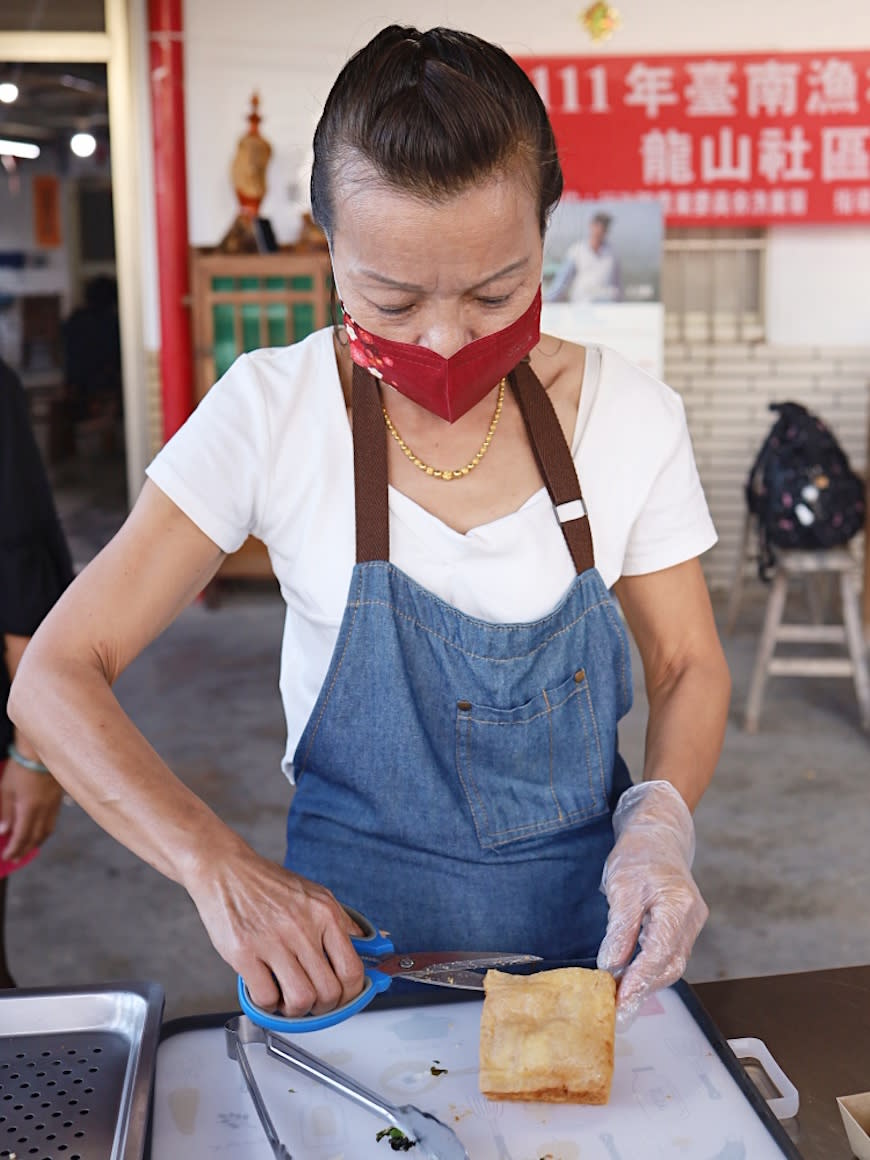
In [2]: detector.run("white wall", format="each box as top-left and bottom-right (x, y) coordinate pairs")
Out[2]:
(766, 227), (870, 346)
(180, 0), (870, 348)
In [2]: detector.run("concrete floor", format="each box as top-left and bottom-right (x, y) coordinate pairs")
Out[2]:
(6, 452), (870, 1022)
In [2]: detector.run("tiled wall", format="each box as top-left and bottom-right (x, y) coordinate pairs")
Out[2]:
(665, 340), (870, 590)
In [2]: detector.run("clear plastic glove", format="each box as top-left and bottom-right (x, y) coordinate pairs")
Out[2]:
(597, 780), (708, 1030)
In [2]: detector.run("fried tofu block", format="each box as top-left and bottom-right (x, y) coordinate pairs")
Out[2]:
(479, 967), (616, 1104)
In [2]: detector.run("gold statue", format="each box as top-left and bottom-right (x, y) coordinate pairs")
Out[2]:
(231, 92), (273, 217)
(219, 93), (274, 253)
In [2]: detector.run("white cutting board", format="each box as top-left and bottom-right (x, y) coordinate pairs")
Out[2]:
(152, 988), (790, 1159)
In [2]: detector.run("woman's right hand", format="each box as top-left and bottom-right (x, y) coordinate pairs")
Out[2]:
(185, 842), (366, 1017)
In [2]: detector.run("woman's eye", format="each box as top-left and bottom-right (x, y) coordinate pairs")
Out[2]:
(376, 303), (414, 317)
(476, 294), (511, 307)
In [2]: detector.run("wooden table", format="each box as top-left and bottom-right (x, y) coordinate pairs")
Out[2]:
(694, 965), (870, 1158)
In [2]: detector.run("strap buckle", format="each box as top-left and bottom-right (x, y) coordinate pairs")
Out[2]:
(555, 498), (586, 524)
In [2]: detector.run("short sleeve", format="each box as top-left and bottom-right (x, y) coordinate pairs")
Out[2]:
(620, 395), (717, 576)
(146, 354), (272, 553)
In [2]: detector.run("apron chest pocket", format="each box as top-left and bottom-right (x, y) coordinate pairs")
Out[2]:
(454, 668), (611, 851)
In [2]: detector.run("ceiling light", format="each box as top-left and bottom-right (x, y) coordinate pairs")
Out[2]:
(70, 132), (97, 158)
(0, 83), (18, 104)
(0, 138), (40, 160)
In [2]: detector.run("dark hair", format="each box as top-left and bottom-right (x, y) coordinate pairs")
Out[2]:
(84, 275), (118, 311)
(310, 25), (563, 240)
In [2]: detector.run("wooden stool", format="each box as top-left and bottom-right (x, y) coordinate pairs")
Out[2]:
(726, 512), (837, 634)
(744, 548), (870, 732)
(724, 511), (757, 636)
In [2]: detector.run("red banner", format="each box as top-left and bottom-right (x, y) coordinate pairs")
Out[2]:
(515, 51), (870, 225)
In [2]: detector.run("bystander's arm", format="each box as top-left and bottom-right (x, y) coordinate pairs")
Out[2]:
(2, 632), (63, 861)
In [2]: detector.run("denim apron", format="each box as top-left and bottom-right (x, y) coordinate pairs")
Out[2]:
(284, 360), (633, 959)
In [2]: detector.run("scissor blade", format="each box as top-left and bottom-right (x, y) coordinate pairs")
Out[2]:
(368, 951), (542, 988)
(398, 968), (492, 991)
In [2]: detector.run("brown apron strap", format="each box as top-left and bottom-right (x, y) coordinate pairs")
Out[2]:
(352, 358), (594, 574)
(352, 363), (390, 563)
(508, 359), (595, 575)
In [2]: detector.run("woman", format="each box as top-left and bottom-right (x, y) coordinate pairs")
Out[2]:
(9, 26), (730, 1027)
(0, 356), (74, 987)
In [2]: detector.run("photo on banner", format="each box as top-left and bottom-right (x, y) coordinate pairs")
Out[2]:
(542, 197), (665, 379)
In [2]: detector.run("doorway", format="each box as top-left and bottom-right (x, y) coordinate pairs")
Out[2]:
(0, 0), (148, 560)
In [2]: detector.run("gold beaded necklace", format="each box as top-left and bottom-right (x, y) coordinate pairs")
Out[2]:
(381, 378), (506, 481)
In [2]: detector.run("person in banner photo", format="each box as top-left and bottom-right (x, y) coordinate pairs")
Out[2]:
(10, 24), (730, 1029)
(545, 210), (623, 304)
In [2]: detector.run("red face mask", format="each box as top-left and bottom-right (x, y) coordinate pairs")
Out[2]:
(342, 287), (542, 423)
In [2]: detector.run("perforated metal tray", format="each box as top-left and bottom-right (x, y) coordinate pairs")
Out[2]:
(0, 981), (164, 1160)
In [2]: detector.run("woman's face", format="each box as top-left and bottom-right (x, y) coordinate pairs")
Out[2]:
(329, 159), (543, 359)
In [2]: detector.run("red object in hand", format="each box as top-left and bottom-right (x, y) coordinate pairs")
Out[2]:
(0, 759), (41, 877)
(0, 833), (39, 879)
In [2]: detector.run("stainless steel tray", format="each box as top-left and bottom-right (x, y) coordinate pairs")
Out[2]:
(0, 980), (164, 1160)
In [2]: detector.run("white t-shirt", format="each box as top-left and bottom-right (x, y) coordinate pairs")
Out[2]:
(146, 327), (716, 781)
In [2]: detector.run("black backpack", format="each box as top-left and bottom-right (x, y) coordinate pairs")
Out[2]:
(746, 401), (866, 581)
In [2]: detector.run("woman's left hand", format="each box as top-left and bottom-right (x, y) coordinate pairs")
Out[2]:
(0, 754), (64, 862)
(597, 779), (709, 1030)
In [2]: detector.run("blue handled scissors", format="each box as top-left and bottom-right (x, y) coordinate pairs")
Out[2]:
(238, 905), (541, 1033)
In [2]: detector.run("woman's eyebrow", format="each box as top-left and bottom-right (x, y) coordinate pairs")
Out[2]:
(470, 259), (528, 289)
(358, 258), (529, 293)
(358, 270), (426, 292)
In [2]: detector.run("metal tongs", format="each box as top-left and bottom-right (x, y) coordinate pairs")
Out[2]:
(225, 1013), (470, 1160)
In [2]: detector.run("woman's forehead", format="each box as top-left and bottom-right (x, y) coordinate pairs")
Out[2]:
(332, 153), (538, 224)
(330, 164), (540, 277)
(331, 165), (538, 244)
